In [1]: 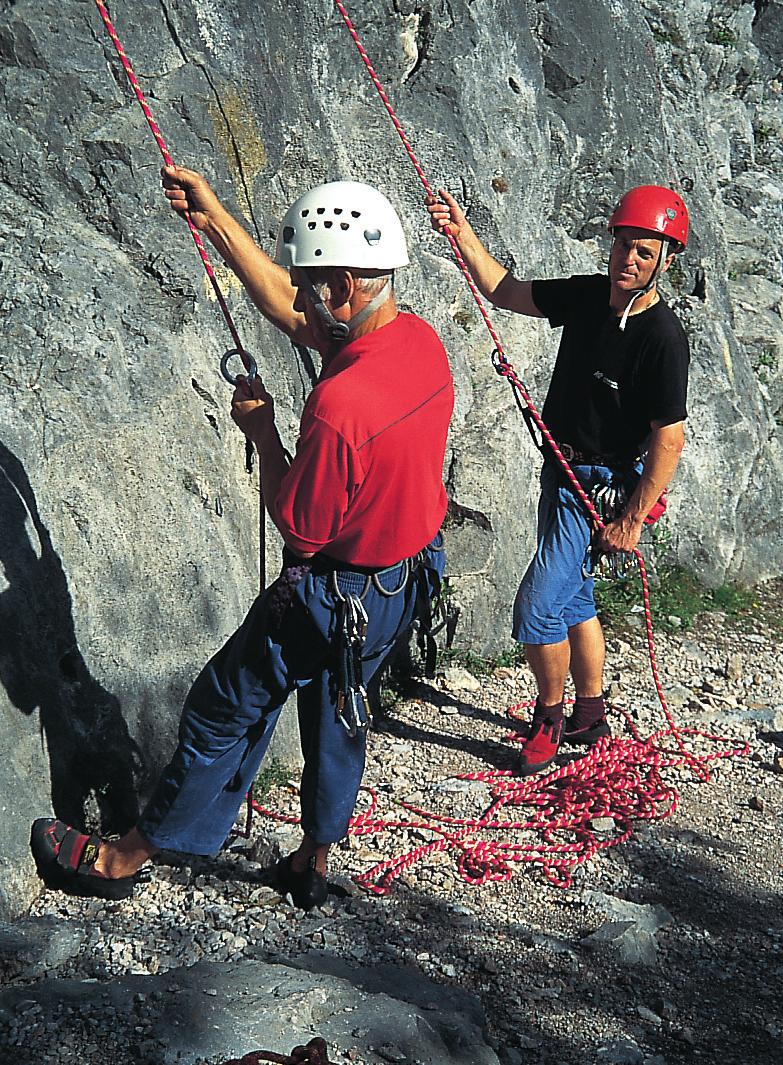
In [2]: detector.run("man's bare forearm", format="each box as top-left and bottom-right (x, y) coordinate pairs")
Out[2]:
(452, 220), (507, 297)
(623, 422), (685, 526)
(598, 421), (685, 553)
(453, 222), (542, 317)
(201, 208), (315, 347)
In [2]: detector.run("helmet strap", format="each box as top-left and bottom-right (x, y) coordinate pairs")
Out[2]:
(344, 278), (392, 333)
(299, 270), (393, 345)
(618, 240), (669, 332)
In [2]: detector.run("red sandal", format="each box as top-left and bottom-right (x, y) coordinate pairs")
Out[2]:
(30, 818), (136, 901)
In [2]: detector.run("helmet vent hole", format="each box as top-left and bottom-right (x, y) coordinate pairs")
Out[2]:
(314, 248), (322, 256)
(324, 220), (333, 229)
(316, 207), (326, 215)
(334, 207), (343, 215)
(283, 225), (294, 243)
(364, 228), (381, 246)
(308, 221), (316, 230)
(340, 223), (349, 231)
(351, 210), (361, 218)
(301, 209), (309, 218)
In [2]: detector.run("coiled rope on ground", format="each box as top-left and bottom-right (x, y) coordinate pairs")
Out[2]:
(253, 707), (748, 893)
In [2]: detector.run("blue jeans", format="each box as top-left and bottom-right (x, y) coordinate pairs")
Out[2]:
(137, 539), (445, 853)
(512, 462), (639, 645)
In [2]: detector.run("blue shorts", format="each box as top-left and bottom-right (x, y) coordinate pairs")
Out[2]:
(512, 461), (639, 645)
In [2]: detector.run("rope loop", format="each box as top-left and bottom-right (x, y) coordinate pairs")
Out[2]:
(491, 347), (509, 375)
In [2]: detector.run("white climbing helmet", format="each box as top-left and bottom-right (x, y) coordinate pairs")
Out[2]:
(275, 181), (410, 270)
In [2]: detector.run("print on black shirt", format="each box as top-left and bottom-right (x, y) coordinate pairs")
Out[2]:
(531, 274), (690, 462)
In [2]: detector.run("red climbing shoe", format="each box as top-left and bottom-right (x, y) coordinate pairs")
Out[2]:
(517, 710), (564, 777)
(30, 818), (136, 901)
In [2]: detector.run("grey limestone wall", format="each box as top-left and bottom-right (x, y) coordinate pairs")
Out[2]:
(0, 0), (781, 916)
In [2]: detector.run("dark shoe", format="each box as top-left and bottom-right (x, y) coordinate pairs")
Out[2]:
(518, 713), (564, 777)
(276, 853), (328, 911)
(30, 818), (136, 901)
(562, 715), (611, 746)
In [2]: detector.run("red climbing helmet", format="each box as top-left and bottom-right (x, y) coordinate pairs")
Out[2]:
(608, 185), (689, 251)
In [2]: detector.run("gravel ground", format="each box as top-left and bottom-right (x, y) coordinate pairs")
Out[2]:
(4, 582), (783, 1065)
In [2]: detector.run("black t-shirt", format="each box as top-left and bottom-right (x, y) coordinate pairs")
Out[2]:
(531, 274), (689, 461)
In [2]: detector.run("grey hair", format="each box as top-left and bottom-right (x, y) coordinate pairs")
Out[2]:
(309, 268), (394, 302)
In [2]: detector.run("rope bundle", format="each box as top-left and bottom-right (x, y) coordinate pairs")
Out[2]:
(255, 706), (747, 893)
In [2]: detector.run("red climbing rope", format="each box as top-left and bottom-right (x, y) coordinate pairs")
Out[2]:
(255, 717), (748, 894)
(93, 0), (251, 371)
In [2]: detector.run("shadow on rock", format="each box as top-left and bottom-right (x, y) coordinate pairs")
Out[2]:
(0, 440), (143, 833)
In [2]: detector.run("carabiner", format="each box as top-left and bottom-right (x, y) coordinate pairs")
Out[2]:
(491, 347), (508, 375)
(220, 348), (258, 387)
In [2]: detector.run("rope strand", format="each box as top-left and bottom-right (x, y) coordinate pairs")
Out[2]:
(93, 0), (251, 368)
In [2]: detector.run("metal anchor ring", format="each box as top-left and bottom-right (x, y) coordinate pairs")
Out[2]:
(220, 349), (258, 387)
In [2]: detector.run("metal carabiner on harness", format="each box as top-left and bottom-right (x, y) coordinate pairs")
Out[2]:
(220, 348), (258, 387)
(334, 588), (371, 738)
(583, 481), (636, 582)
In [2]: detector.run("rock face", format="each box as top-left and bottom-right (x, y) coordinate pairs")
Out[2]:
(0, 0), (781, 918)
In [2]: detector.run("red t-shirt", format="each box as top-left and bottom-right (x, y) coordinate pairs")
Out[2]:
(274, 312), (454, 566)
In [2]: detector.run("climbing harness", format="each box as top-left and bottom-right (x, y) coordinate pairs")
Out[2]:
(329, 550), (447, 735)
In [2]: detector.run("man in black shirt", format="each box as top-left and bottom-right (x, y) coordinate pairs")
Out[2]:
(427, 185), (689, 775)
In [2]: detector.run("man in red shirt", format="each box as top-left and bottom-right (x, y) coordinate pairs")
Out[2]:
(32, 172), (454, 909)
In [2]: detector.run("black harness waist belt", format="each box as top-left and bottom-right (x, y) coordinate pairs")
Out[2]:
(553, 441), (640, 468)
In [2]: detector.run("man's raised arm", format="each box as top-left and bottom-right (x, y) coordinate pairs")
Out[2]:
(425, 188), (544, 318)
(162, 164), (318, 349)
